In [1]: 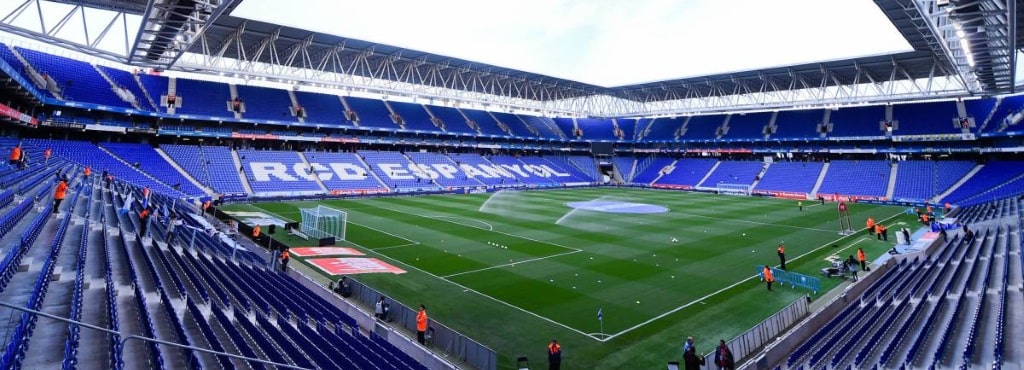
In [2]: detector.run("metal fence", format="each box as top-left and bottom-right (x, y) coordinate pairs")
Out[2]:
(346, 277), (498, 370)
(702, 296), (809, 367)
(755, 266), (822, 294)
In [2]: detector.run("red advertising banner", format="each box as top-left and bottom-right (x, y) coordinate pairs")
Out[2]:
(0, 103), (20, 120)
(231, 132), (280, 140)
(289, 247), (365, 257)
(0, 102), (36, 125)
(328, 188), (389, 195)
(821, 194), (887, 202)
(320, 136), (360, 143)
(753, 191), (808, 200)
(307, 257), (406, 275)
(651, 184), (693, 190)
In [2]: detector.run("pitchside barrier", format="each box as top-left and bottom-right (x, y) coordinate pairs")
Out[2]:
(757, 266), (822, 294)
(343, 276), (497, 370)
(701, 296), (809, 367)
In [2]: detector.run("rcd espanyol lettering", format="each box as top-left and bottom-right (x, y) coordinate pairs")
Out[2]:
(249, 162), (571, 182)
(251, 162), (368, 181)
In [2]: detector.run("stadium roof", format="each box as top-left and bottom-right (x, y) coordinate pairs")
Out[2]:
(0, 0), (1020, 115)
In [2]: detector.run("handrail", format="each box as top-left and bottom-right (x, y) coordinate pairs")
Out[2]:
(0, 300), (312, 370)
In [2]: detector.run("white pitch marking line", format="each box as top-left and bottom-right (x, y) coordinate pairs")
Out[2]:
(824, 237), (869, 261)
(372, 242), (422, 251)
(346, 219), (420, 245)
(430, 216), (494, 231)
(600, 210), (906, 342)
(375, 205), (582, 253)
(443, 250), (582, 278)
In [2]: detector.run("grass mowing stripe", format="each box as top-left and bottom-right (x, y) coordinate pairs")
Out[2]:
(668, 210), (837, 233)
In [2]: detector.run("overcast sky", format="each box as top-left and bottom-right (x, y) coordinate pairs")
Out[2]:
(232, 0), (914, 87)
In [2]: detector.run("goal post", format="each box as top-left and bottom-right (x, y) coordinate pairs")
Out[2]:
(716, 183), (752, 196)
(299, 205), (347, 241)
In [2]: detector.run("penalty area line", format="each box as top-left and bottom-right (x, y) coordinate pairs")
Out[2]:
(376, 205), (582, 253)
(600, 210), (905, 342)
(429, 216), (494, 231)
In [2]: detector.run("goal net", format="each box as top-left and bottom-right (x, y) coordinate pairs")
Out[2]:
(299, 206), (347, 240)
(716, 183), (752, 196)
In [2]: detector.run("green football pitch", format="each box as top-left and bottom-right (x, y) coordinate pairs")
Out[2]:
(221, 188), (914, 369)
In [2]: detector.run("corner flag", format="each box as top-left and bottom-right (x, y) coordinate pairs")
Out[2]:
(597, 308), (603, 321)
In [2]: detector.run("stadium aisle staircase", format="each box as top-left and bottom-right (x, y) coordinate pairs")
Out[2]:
(809, 162), (830, 196)
(885, 162), (898, 199)
(154, 146), (212, 194)
(297, 152), (329, 192)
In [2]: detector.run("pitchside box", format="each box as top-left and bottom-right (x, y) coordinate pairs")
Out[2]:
(247, 161), (575, 182)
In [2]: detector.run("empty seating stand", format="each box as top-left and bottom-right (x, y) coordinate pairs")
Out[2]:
(700, 161), (763, 188)
(892, 161), (974, 202)
(817, 160), (891, 198)
(654, 158), (718, 188)
(754, 162), (823, 194)
(15, 47), (130, 108)
(174, 78), (232, 117)
(101, 142), (205, 196)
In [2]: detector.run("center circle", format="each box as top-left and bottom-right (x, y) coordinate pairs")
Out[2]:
(565, 200), (669, 214)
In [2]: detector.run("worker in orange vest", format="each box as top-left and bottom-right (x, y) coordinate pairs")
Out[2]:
(416, 304), (429, 345)
(43, 148), (51, 164)
(139, 207), (151, 238)
(763, 265), (774, 291)
(84, 166), (91, 178)
(877, 224), (888, 241)
(201, 199), (211, 216)
(279, 249), (290, 272)
(252, 224), (261, 239)
(857, 248), (868, 271)
(8, 144), (20, 165)
(52, 178), (68, 214)
(866, 217), (875, 235)
(548, 339), (562, 370)
(778, 241), (786, 268)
